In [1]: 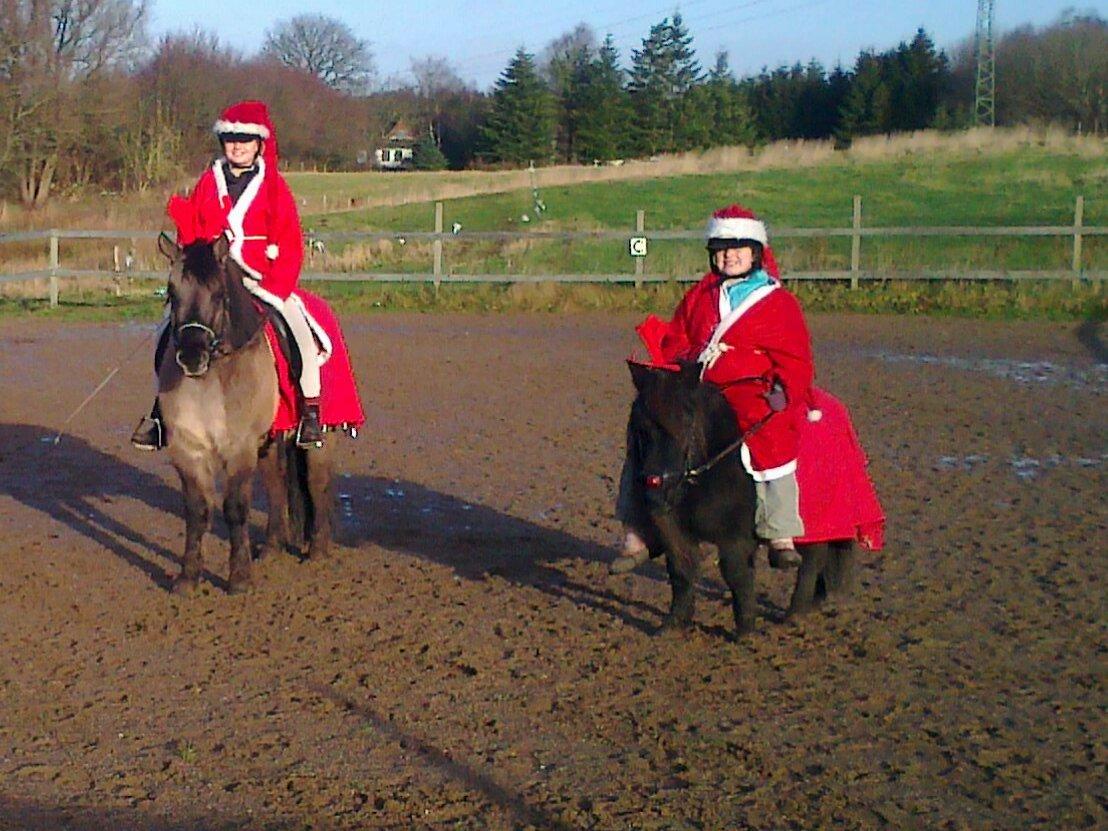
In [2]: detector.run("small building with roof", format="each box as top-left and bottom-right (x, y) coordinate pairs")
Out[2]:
(374, 121), (416, 170)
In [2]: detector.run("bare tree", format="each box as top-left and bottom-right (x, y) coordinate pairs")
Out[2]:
(409, 55), (467, 99)
(262, 14), (375, 94)
(0, 0), (148, 208)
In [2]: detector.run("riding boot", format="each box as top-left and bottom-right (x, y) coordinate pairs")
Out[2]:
(296, 398), (325, 449)
(130, 399), (165, 451)
(768, 538), (802, 569)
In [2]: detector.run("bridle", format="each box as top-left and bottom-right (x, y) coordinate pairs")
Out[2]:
(642, 409), (774, 492)
(642, 374), (778, 493)
(170, 268), (232, 374)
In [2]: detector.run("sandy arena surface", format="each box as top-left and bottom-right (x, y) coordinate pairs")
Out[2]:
(0, 311), (1104, 830)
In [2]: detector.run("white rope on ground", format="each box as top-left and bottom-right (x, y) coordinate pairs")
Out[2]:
(52, 327), (158, 445)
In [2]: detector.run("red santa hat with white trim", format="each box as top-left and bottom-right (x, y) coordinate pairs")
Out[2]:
(213, 99), (280, 170)
(705, 204), (780, 279)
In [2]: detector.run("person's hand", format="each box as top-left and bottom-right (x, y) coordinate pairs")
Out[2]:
(765, 383), (788, 412)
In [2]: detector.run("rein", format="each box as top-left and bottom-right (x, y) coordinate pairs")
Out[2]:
(644, 409), (774, 491)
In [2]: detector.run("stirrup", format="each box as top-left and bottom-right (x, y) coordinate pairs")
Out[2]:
(295, 419), (325, 449)
(130, 416), (164, 451)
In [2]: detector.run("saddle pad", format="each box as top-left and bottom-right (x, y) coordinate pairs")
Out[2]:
(263, 289), (365, 434)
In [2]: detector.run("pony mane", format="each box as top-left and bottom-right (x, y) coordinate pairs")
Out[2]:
(181, 241), (222, 287)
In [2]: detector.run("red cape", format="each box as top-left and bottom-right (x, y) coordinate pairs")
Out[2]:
(795, 387), (885, 550)
(264, 289), (365, 433)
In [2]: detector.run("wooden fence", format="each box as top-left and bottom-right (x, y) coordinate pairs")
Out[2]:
(1, 196), (1103, 307)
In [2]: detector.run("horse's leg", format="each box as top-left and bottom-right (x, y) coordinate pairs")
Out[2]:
(823, 540), (857, 601)
(717, 537), (759, 637)
(651, 512), (698, 632)
(224, 461), (255, 593)
(787, 543), (829, 619)
(256, 436), (288, 560)
(304, 444), (334, 560)
(173, 468), (212, 594)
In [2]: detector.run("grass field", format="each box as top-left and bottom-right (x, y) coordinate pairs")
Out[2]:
(1, 128), (1105, 319)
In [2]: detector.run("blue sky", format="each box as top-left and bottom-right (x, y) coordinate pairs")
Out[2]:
(148, 0), (1093, 90)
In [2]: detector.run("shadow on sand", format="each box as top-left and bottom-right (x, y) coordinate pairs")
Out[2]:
(1076, 317), (1107, 365)
(0, 424), (745, 631)
(0, 423), (229, 591)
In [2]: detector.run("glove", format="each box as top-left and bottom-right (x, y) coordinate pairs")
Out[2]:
(765, 382), (788, 413)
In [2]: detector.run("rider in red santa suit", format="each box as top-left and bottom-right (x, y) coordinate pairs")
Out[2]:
(611, 204), (813, 573)
(131, 100), (330, 450)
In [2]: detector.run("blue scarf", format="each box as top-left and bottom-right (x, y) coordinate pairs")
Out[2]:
(722, 269), (774, 313)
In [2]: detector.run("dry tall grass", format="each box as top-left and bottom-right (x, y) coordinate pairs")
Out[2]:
(2, 126), (1102, 235)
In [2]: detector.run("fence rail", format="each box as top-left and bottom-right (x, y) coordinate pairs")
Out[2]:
(1, 195), (1103, 306)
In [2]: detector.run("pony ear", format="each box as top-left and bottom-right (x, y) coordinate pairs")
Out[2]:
(627, 360), (656, 392)
(157, 232), (180, 262)
(212, 233), (230, 262)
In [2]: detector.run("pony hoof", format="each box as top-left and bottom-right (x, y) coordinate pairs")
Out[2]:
(227, 579), (253, 596)
(305, 539), (332, 560)
(256, 543), (281, 561)
(170, 576), (199, 596)
(655, 616), (693, 637)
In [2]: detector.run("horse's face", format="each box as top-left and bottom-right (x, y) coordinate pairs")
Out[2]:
(161, 235), (231, 377)
(627, 362), (706, 507)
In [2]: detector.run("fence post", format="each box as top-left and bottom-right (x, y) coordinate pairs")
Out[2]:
(433, 201), (443, 291)
(49, 231), (59, 308)
(850, 194), (862, 290)
(1072, 195), (1084, 287)
(634, 209), (645, 289)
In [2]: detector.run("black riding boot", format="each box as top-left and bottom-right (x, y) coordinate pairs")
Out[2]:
(768, 540), (802, 569)
(296, 398), (325, 449)
(131, 399), (165, 451)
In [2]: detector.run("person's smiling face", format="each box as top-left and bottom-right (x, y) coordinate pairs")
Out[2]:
(223, 138), (261, 170)
(713, 244), (755, 277)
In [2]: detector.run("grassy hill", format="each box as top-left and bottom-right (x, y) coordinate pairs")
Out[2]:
(305, 133), (1106, 279)
(2, 128), (1105, 318)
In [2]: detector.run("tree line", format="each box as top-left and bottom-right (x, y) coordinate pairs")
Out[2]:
(0, 2), (1104, 209)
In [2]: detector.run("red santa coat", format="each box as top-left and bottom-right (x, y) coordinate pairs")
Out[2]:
(642, 271), (814, 479)
(183, 157), (304, 305)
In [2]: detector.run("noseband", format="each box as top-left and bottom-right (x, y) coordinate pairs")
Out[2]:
(174, 321), (222, 350)
(171, 271), (231, 373)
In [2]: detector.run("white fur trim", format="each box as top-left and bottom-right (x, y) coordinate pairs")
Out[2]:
(266, 244), (279, 260)
(712, 282), (778, 345)
(214, 156), (267, 280)
(740, 443), (797, 482)
(706, 216), (767, 245)
(242, 276), (283, 309)
(808, 409), (823, 422)
(213, 119), (270, 139)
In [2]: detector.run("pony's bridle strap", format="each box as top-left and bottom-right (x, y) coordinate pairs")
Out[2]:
(645, 409), (775, 490)
(175, 320), (223, 352)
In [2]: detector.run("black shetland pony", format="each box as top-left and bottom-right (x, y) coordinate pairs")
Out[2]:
(626, 361), (855, 639)
(156, 233), (333, 594)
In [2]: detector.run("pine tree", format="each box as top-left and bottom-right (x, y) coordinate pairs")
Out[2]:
(627, 14), (702, 155)
(836, 51), (891, 145)
(480, 49), (555, 166)
(675, 52), (756, 149)
(895, 29), (948, 131)
(571, 36), (633, 163)
(412, 129), (448, 170)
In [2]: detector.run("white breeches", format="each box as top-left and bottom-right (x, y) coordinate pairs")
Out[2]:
(276, 296), (322, 399)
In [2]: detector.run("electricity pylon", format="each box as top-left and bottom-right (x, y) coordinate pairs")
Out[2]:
(974, 0), (996, 126)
